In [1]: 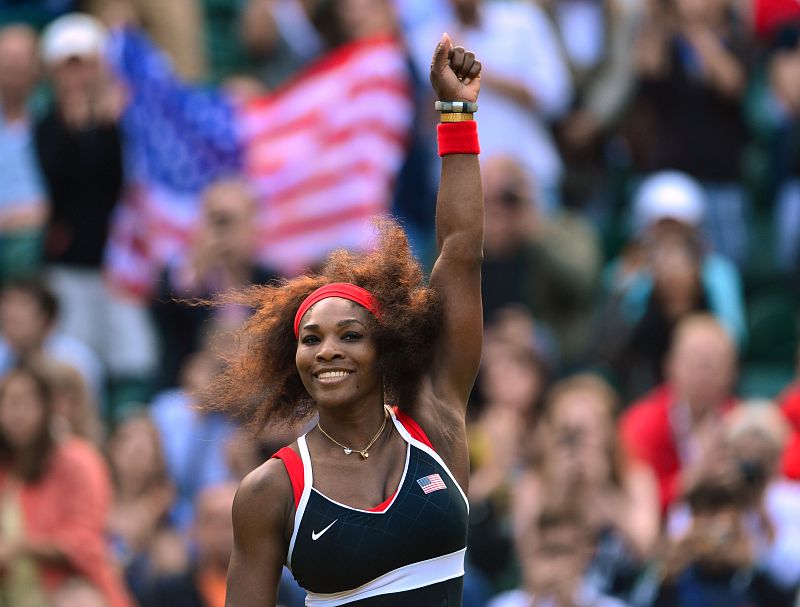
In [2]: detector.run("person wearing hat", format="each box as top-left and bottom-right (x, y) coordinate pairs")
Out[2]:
(34, 13), (156, 413)
(594, 170), (747, 401)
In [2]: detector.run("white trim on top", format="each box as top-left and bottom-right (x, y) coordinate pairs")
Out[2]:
(287, 434), (314, 570)
(304, 547), (466, 606)
(389, 410), (470, 512)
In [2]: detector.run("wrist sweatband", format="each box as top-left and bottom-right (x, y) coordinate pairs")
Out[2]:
(437, 120), (480, 156)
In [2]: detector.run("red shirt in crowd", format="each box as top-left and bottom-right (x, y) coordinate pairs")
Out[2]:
(779, 383), (800, 480)
(619, 384), (735, 513)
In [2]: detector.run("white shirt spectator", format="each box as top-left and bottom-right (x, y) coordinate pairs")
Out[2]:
(407, 1), (572, 213)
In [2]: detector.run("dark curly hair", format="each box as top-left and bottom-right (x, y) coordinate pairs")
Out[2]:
(204, 220), (443, 431)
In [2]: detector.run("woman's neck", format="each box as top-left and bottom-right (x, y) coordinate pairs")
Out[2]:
(315, 396), (388, 450)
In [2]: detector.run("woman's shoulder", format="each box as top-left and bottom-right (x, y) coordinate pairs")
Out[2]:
(233, 452), (296, 531)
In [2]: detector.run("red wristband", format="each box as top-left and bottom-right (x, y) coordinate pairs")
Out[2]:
(437, 121), (480, 157)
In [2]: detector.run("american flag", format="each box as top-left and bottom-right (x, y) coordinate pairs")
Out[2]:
(105, 29), (242, 296)
(105, 28), (413, 296)
(417, 474), (446, 494)
(240, 36), (413, 276)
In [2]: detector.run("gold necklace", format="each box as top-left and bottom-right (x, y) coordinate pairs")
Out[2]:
(317, 405), (390, 459)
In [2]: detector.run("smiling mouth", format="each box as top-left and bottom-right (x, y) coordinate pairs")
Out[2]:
(314, 370), (353, 384)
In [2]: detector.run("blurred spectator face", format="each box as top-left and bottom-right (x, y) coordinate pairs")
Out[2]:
(149, 528), (191, 576)
(0, 370), (48, 451)
(49, 363), (94, 439)
(193, 483), (237, 569)
(667, 316), (736, 418)
(687, 505), (750, 573)
(41, 14), (107, 98)
(180, 350), (222, 395)
(518, 514), (591, 600)
(546, 383), (616, 486)
(482, 155), (536, 253)
(107, 415), (166, 492)
(481, 345), (543, 415)
(52, 579), (108, 607)
(200, 180), (258, 265)
(0, 25), (39, 104)
(0, 286), (50, 353)
(725, 404), (789, 497)
(336, 0), (396, 40)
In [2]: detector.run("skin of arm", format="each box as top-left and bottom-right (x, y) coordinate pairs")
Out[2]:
(410, 35), (484, 491)
(225, 458), (294, 607)
(682, 25), (745, 98)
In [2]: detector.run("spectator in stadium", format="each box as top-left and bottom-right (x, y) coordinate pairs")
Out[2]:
(631, 0), (751, 269)
(48, 362), (104, 444)
(597, 171), (746, 399)
(88, 0), (206, 80)
(0, 24), (48, 280)
(220, 34), (482, 605)
(768, 33), (800, 286)
(488, 505), (629, 607)
(481, 154), (601, 365)
(779, 346), (800, 479)
(651, 470), (793, 607)
(150, 349), (238, 529)
(105, 412), (176, 601)
(35, 13), (156, 410)
(466, 310), (551, 586)
(543, 0), (644, 216)
(152, 178), (278, 390)
(407, 0), (572, 213)
(143, 482), (305, 607)
(515, 374), (659, 601)
(666, 401), (800, 594)
(620, 314), (739, 512)
(0, 278), (103, 399)
(0, 362), (132, 607)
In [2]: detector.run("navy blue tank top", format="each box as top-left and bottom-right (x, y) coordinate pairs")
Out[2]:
(273, 408), (469, 606)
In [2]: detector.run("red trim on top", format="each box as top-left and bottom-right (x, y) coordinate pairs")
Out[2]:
(272, 447), (304, 508)
(367, 490), (398, 512)
(393, 407), (435, 450)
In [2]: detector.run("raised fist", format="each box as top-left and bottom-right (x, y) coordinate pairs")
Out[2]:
(429, 33), (481, 103)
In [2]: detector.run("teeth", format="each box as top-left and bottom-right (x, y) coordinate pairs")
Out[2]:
(317, 371), (351, 379)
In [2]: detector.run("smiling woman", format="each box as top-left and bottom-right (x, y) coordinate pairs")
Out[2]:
(213, 33), (484, 607)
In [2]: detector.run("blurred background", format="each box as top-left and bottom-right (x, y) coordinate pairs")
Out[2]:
(0, 0), (799, 605)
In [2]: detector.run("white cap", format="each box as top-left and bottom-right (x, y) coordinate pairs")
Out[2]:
(632, 171), (706, 233)
(40, 13), (107, 66)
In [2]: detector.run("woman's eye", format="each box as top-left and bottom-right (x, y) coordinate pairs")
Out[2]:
(301, 335), (320, 345)
(342, 332), (362, 341)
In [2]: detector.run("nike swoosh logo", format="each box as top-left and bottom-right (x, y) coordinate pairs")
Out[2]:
(311, 519), (338, 541)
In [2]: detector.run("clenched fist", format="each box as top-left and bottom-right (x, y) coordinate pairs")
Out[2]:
(429, 33), (481, 103)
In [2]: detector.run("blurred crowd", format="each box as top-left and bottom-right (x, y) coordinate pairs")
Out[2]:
(1, 0), (800, 605)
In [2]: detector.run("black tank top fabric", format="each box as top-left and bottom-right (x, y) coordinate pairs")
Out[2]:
(276, 409), (469, 606)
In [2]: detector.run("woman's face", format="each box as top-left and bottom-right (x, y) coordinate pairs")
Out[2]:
(295, 297), (381, 410)
(108, 417), (163, 490)
(547, 389), (613, 483)
(0, 372), (47, 450)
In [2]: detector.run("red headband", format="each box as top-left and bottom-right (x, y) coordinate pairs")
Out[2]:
(293, 283), (380, 338)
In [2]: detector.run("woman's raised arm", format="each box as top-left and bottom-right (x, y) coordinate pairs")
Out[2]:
(427, 34), (484, 413)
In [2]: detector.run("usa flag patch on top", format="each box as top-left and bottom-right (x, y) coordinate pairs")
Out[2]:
(417, 474), (446, 494)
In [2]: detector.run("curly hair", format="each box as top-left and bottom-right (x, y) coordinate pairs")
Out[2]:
(204, 220), (443, 431)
